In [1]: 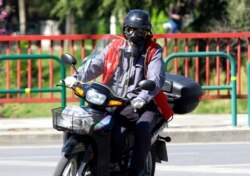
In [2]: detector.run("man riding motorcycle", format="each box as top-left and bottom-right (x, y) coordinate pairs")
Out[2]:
(64, 9), (173, 176)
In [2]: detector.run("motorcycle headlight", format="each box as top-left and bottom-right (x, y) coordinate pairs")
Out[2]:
(60, 106), (94, 133)
(86, 89), (107, 105)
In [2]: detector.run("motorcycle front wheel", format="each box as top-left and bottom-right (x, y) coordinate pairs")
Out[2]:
(142, 151), (155, 176)
(53, 152), (93, 176)
(116, 151), (155, 176)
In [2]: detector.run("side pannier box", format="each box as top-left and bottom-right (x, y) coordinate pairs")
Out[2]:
(162, 73), (203, 114)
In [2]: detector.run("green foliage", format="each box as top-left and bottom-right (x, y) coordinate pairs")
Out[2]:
(151, 8), (168, 34)
(26, 0), (58, 20)
(226, 0), (250, 31)
(192, 99), (247, 114)
(51, 0), (86, 20)
(21, 0), (250, 34)
(0, 102), (60, 118)
(0, 98), (247, 118)
(1, 0), (250, 118)
(50, 0), (175, 34)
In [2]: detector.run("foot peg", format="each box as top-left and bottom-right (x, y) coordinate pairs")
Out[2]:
(160, 136), (171, 142)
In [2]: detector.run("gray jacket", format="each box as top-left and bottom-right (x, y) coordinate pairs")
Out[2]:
(75, 40), (165, 103)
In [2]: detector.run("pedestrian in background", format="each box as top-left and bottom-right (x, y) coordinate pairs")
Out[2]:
(163, 4), (183, 33)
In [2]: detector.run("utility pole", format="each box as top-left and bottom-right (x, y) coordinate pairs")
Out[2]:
(110, 15), (116, 34)
(18, 0), (26, 34)
(65, 12), (75, 34)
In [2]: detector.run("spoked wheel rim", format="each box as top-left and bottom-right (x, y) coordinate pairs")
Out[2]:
(62, 157), (78, 176)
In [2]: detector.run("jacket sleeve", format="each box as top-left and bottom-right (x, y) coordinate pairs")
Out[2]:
(138, 45), (165, 102)
(72, 52), (105, 82)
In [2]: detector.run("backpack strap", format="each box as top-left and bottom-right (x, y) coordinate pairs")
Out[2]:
(144, 40), (158, 77)
(144, 40), (174, 121)
(102, 39), (124, 84)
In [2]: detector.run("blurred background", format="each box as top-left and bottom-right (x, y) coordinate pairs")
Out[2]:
(0, 0), (249, 118)
(1, 0), (250, 35)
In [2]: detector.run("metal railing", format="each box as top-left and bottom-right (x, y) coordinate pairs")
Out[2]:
(0, 32), (249, 101)
(0, 54), (66, 106)
(164, 52), (237, 126)
(248, 61), (250, 127)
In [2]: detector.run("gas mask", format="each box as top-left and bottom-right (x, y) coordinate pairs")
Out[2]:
(124, 26), (147, 45)
(124, 44), (139, 58)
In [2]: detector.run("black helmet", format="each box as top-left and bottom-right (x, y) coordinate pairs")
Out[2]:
(123, 9), (151, 45)
(123, 9), (151, 30)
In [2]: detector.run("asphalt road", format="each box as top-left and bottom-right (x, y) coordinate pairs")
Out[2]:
(0, 142), (250, 176)
(158, 142), (250, 176)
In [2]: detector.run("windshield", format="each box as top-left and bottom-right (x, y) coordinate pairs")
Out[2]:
(75, 34), (135, 98)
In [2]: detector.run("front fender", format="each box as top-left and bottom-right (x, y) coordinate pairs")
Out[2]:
(62, 136), (86, 157)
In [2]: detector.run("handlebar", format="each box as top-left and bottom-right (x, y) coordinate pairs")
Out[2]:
(58, 79), (131, 107)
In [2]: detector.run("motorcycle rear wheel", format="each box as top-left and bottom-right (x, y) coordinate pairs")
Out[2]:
(53, 152), (93, 176)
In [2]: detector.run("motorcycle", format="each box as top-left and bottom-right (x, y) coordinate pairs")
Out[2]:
(52, 34), (202, 176)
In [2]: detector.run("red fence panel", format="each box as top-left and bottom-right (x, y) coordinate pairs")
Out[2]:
(0, 33), (249, 103)
(153, 33), (249, 99)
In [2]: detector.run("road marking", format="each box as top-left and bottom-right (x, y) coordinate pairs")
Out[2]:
(167, 142), (250, 146)
(0, 155), (59, 160)
(0, 145), (61, 149)
(0, 160), (57, 167)
(170, 152), (199, 156)
(156, 164), (250, 175)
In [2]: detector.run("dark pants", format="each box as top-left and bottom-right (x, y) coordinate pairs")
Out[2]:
(112, 101), (159, 175)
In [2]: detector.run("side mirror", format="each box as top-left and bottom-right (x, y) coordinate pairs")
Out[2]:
(61, 53), (77, 65)
(61, 53), (78, 74)
(138, 80), (156, 91)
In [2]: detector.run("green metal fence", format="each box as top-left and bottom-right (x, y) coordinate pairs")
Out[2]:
(248, 61), (250, 127)
(0, 54), (66, 107)
(164, 52), (237, 126)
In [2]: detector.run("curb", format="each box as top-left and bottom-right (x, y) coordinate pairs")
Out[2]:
(161, 127), (250, 143)
(0, 130), (63, 146)
(0, 114), (249, 145)
(1, 127), (250, 146)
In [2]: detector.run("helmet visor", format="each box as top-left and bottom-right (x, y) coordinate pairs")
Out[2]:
(124, 26), (146, 37)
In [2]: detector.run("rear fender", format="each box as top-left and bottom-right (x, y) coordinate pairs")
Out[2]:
(62, 136), (86, 157)
(151, 139), (168, 163)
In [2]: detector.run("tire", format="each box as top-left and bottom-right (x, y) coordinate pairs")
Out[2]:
(53, 152), (93, 176)
(141, 151), (155, 176)
(119, 151), (154, 176)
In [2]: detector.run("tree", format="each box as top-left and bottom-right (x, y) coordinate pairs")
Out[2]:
(49, 0), (250, 34)
(50, 0), (175, 34)
(51, 0), (102, 34)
